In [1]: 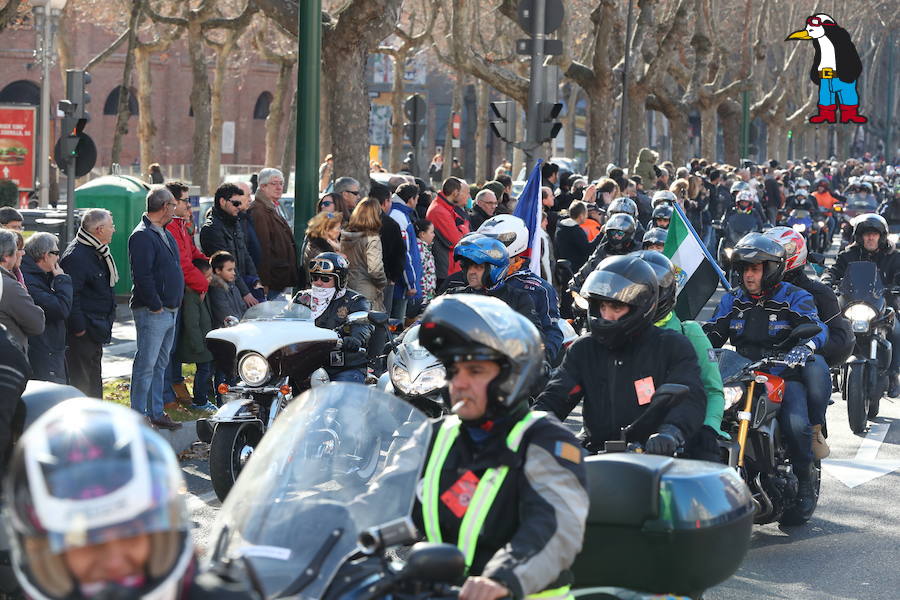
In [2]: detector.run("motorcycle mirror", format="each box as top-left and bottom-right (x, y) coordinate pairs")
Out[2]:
(367, 311), (390, 327)
(224, 316), (240, 327)
(807, 252), (826, 266)
(779, 324), (822, 349)
(347, 311), (370, 324)
(358, 516), (418, 554)
(620, 383), (689, 440)
(400, 542), (466, 584)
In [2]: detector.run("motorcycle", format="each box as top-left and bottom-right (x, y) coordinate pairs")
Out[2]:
(378, 324), (447, 418)
(838, 193), (878, 250)
(714, 323), (823, 526)
(207, 384), (753, 600)
(201, 299), (373, 501)
(716, 212), (760, 283)
(836, 261), (894, 433)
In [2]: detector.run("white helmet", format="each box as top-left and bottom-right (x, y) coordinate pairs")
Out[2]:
(478, 214), (530, 258)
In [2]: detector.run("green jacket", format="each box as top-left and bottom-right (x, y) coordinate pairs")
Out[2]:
(657, 311), (729, 438)
(176, 287), (214, 364)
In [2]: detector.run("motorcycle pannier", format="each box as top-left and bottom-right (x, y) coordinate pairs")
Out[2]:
(571, 453), (754, 597)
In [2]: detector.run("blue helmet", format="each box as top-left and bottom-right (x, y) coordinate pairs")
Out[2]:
(453, 233), (510, 290)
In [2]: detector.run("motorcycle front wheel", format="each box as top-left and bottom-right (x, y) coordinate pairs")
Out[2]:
(209, 422), (263, 501)
(846, 363), (869, 434)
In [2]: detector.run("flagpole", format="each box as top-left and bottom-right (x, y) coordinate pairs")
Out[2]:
(670, 201), (733, 291)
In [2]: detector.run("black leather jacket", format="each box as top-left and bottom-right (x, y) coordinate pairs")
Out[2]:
(305, 288), (373, 376)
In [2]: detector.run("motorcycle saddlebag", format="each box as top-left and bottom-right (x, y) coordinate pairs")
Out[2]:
(571, 453), (754, 597)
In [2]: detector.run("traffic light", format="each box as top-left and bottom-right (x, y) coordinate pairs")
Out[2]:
(489, 101), (515, 142)
(403, 94), (427, 146)
(65, 69), (91, 122)
(537, 101), (562, 143)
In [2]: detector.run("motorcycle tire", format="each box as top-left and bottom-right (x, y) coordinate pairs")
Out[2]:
(846, 363), (869, 434)
(779, 460), (821, 527)
(868, 374), (884, 420)
(209, 422), (263, 502)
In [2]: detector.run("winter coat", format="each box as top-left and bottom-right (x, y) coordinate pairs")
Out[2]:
(0, 267), (45, 352)
(554, 218), (592, 273)
(823, 242), (900, 291)
(341, 230), (387, 310)
(417, 239), (436, 300)
(200, 205), (259, 297)
(389, 201), (423, 299)
(468, 204), (492, 231)
(785, 268), (855, 367)
(208, 274), (246, 327)
(380, 213), (407, 285)
(535, 325), (706, 452)
(166, 216), (209, 294)
(426, 193), (470, 280)
(249, 194), (300, 290)
(20, 256), (72, 383)
(176, 287), (214, 364)
(240, 212), (263, 269)
(0, 324), (29, 467)
(128, 215), (184, 312)
(309, 288), (373, 377)
(633, 147), (659, 188)
(59, 240), (116, 344)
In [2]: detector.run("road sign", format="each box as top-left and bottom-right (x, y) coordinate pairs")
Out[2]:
(516, 38), (563, 56)
(54, 133), (97, 177)
(451, 113), (461, 139)
(517, 0), (564, 35)
(0, 105), (37, 191)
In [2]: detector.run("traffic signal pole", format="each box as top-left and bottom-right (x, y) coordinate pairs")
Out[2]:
(524, 0), (546, 172)
(294, 0), (321, 252)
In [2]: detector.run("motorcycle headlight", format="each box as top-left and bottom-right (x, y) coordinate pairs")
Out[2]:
(723, 386), (744, 411)
(724, 247), (734, 259)
(238, 352), (270, 386)
(792, 223), (806, 233)
(844, 304), (876, 322)
(572, 291), (589, 310)
(391, 363), (447, 396)
(818, 221), (826, 228)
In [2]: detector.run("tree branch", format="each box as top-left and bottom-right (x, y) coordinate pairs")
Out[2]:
(143, 0), (187, 26)
(203, 0), (257, 31)
(85, 28), (131, 70)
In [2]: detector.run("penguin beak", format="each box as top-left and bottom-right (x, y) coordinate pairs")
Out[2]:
(786, 29), (813, 40)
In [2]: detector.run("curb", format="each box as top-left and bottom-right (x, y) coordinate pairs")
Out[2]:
(156, 420), (200, 455)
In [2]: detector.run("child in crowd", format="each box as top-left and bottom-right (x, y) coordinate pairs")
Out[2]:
(175, 258), (217, 413)
(415, 219), (436, 304)
(208, 251), (247, 326)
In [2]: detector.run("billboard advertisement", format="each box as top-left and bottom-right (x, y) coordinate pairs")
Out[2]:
(0, 105), (37, 191)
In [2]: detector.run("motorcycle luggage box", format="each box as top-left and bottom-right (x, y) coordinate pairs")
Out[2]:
(571, 453), (753, 597)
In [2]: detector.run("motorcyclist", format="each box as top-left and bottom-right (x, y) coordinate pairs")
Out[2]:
(642, 227), (668, 252)
(650, 203), (673, 230)
(443, 234), (544, 350)
(294, 252), (373, 383)
(417, 295), (588, 600)
(723, 190), (767, 232)
(536, 254), (706, 454)
(651, 190), (677, 208)
(569, 213), (639, 293)
(703, 233), (828, 521)
(607, 197), (646, 240)
(764, 227), (854, 459)
(636, 250), (729, 461)
(812, 178), (841, 239)
(477, 214), (564, 362)
(822, 214), (900, 396)
(4, 399), (253, 600)
(877, 184), (900, 227)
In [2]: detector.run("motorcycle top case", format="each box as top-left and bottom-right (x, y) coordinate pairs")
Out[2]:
(572, 453), (753, 597)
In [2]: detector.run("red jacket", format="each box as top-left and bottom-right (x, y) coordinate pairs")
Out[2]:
(166, 216), (209, 294)
(426, 193), (470, 276)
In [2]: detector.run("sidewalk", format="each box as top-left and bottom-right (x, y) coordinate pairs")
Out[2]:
(102, 302), (138, 380)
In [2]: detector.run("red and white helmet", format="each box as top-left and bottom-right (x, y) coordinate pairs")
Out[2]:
(763, 226), (808, 272)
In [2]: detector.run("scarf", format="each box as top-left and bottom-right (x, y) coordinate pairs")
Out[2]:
(310, 286), (337, 319)
(77, 227), (119, 287)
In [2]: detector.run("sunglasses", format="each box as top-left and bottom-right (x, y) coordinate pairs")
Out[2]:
(806, 16), (833, 27)
(311, 274), (335, 283)
(48, 250), (60, 255)
(230, 200), (243, 207)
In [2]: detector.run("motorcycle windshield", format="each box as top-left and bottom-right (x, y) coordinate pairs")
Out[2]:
(241, 299), (314, 322)
(725, 213), (757, 242)
(712, 348), (752, 384)
(839, 261), (886, 311)
(208, 384), (432, 599)
(845, 194), (877, 211)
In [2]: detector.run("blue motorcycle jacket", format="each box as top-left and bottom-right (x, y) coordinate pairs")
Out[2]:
(506, 268), (564, 361)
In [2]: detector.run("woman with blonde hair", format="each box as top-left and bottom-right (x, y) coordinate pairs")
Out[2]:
(341, 198), (387, 310)
(302, 211), (343, 282)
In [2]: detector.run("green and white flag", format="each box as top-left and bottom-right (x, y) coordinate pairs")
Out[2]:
(663, 202), (730, 320)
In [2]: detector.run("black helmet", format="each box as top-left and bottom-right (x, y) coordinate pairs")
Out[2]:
(579, 254), (659, 348)
(634, 250), (676, 321)
(309, 252), (350, 289)
(851, 213), (888, 249)
(731, 232), (786, 293)
(603, 213), (637, 251)
(730, 180), (750, 195)
(607, 197), (638, 218)
(651, 203), (673, 227)
(651, 190), (677, 207)
(642, 227), (668, 248)
(418, 294), (544, 413)
(5, 399), (193, 600)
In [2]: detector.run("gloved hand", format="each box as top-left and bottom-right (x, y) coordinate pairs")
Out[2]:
(342, 337), (361, 353)
(645, 424), (685, 456)
(785, 344), (813, 367)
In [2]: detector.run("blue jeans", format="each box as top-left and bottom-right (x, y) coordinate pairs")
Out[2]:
(193, 361), (214, 405)
(382, 282), (395, 316)
(802, 354), (832, 426)
(163, 308), (183, 404)
(131, 308), (178, 419)
(780, 380), (814, 470)
(818, 77), (859, 106)
(391, 294), (408, 320)
(332, 368), (366, 383)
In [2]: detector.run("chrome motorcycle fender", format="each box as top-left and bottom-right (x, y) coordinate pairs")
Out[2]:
(209, 398), (257, 423)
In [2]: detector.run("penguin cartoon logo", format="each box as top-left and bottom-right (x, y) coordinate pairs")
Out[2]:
(786, 13), (867, 125)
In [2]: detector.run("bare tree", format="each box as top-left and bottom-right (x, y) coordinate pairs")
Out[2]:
(253, 29), (297, 168)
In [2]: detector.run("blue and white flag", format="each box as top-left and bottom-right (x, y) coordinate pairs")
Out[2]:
(513, 160), (544, 276)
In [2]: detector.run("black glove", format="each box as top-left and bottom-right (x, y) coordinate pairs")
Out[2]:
(645, 424), (685, 456)
(342, 337), (361, 353)
(785, 344), (813, 368)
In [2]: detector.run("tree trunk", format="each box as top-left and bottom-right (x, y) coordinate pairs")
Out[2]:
(668, 113), (689, 168)
(443, 75), (462, 181)
(586, 85), (614, 179)
(266, 59), (294, 167)
(109, 1), (141, 170)
(319, 61), (332, 164)
(187, 21), (212, 194)
(208, 39), (236, 193)
(135, 47), (157, 180)
(281, 86), (298, 187)
(563, 87), (577, 158)
(699, 105), (717, 164)
(626, 97), (645, 172)
(719, 102), (741, 165)
(389, 51), (407, 173)
(475, 79), (488, 184)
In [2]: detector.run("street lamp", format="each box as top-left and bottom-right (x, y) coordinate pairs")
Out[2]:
(31, 0), (67, 209)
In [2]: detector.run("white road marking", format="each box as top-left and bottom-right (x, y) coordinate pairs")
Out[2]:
(823, 421), (900, 488)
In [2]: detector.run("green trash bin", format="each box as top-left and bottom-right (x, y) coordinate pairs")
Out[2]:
(74, 175), (151, 296)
